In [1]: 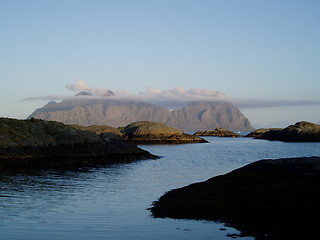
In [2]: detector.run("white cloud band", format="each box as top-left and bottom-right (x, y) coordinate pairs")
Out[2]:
(23, 80), (320, 110)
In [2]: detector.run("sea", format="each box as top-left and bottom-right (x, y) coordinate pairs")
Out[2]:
(1, 136), (320, 240)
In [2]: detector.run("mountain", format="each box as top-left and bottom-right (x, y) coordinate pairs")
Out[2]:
(28, 97), (253, 131)
(167, 101), (252, 131)
(75, 91), (93, 97)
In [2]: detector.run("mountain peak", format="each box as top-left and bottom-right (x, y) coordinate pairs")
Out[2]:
(75, 91), (93, 97)
(75, 90), (115, 97)
(103, 90), (115, 96)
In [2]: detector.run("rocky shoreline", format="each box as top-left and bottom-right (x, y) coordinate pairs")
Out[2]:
(0, 118), (157, 170)
(150, 156), (320, 239)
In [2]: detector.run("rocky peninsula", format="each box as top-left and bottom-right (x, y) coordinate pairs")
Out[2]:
(121, 121), (207, 144)
(0, 118), (157, 170)
(150, 156), (320, 239)
(194, 128), (240, 137)
(246, 121), (320, 142)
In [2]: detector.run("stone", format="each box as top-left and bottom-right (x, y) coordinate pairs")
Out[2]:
(121, 121), (208, 144)
(259, 121), (320, 142)
(150, 156), (320, 239)
(194, 128), (240, 137)
(0, 118), (157, 170)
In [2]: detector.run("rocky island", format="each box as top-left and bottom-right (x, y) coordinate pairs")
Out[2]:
(121, 121), (207, 144)
(246, 121), (320, 142)
(28, 96), (254, 132)
(193, 128), (240, 137)
(259, 121), (320, 142)
(0, 118), (157, 170)
(150, 156), (320, 239)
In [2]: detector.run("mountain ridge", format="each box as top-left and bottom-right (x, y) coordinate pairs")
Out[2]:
(28, 97), (253, 131)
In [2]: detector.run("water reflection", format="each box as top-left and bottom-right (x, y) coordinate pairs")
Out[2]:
(0, 165), (129, 223)
(2, 138), (319, 240)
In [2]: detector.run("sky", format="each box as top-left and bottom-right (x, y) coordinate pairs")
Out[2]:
(1, 0), (319, 127)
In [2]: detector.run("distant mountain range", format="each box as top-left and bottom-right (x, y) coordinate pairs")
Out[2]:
(28, 95), (253, 131)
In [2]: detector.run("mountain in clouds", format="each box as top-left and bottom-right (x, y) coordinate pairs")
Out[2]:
(75, 90), (115, 97)
(167, 101), (253, 131)
(75, 91), (93, 97)
(28, 95), (253, 131)
(29, 98), (171, 128)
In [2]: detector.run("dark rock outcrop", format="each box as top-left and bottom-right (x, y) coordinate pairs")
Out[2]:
(28, 97), (253, 131)
(121, 121), (207, 144)
(0, 118), (157, 170)
(259, 121), (320, 142)
(150, 156), (320, 239)
(194, 128), (240, 137)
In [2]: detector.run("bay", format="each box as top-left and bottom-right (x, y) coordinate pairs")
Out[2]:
(1, 137), (320, 240)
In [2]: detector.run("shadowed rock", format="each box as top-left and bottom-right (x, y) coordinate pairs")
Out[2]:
(0, 118), (157, 170)
(150, 156), (320, 239)
(121, 121), (207, 144)
(194, 128), (240, 137)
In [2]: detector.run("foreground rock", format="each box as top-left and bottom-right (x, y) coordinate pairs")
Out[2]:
(194, 128), (240, 137)
(0, 118), (157, 170)
(121, 121), (207, 144)
(258, 121), (320, 142)
(150, 156), (320, 239)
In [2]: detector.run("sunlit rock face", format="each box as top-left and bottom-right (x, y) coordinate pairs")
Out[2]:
(121, 121), (207, 144)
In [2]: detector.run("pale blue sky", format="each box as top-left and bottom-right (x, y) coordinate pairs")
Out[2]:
(1, 0), (319, 126)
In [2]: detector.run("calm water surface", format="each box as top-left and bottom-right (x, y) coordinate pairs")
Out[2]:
(1, 137), (320, 240)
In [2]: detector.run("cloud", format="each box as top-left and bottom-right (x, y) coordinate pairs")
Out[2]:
(142, 87), (226, 99)
(65, 80), (114, 97)
(23, 80), (320, 110)
(111, 87), (228, 108)
(233, 99), (320, 109)
(65, 81), (227, 103)
(22, 95), (70, 101)
(65, 80), (90, 92)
